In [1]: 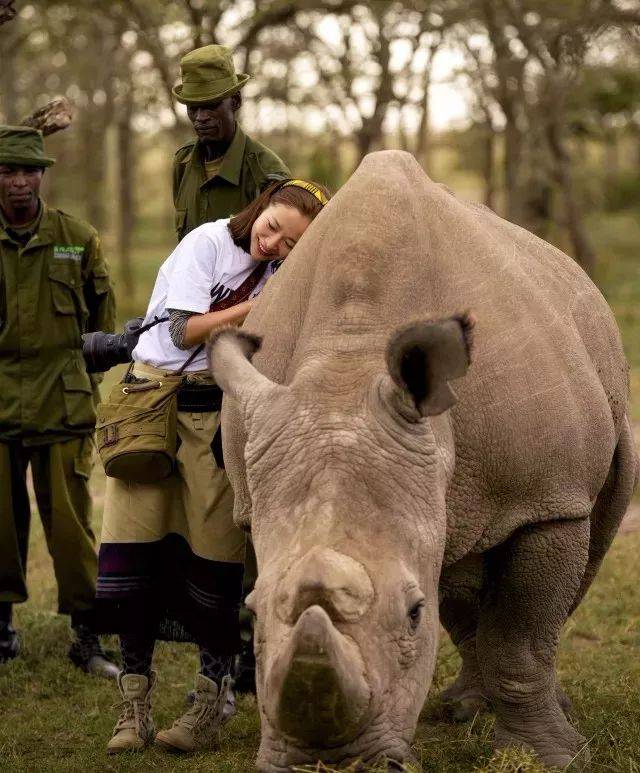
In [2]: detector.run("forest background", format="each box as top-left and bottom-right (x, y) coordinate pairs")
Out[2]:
(0, 1), (639, 772)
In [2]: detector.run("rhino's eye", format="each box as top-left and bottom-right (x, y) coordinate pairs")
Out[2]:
(408, 601), (424, 631)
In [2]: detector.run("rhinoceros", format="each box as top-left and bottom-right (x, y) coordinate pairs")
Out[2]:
(209, 150), (638, 771)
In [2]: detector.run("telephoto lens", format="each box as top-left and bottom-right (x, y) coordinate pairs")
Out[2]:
(82, 317), (145, 373)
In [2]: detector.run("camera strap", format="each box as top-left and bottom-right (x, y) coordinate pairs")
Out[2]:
(176, 260), (269, 376)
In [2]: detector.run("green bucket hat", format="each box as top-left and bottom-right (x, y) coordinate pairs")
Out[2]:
(172, 44), (250, 105)
(0, 125), (55, 167)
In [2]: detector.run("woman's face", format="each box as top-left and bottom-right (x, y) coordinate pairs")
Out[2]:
(250, 202), (311, 261)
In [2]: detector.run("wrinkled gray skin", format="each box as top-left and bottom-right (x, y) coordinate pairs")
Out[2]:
(209, 151), (638, 772)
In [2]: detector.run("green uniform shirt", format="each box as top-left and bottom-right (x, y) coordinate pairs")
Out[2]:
(173, 124), (290, 241)
(0, 201), (116, 445)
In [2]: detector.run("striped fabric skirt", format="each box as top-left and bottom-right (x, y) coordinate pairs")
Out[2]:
(94, 363), (246, 654)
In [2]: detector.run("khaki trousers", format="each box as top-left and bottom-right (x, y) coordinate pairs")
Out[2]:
(0, 437), (97, 615)
(101, 363), (245, 565)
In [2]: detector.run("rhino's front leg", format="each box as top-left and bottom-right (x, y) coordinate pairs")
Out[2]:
(439, 556), (488, 721)
(476, 517), (591, 769)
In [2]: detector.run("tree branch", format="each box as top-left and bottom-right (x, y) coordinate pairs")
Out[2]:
(236, 0), (362, 49)
(117, 0), (181, 121)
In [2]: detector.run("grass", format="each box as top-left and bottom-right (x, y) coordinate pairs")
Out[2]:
(1, 509), (639, 772)
(1, 207), (638, 771)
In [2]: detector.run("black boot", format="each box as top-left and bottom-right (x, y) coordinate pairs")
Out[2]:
(233, 638), (256, 695)
(0, 603), (19, 663)
(69, 624), (119, 679)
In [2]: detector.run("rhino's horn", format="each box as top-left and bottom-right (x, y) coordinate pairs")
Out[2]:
(265, 605), (370, 746)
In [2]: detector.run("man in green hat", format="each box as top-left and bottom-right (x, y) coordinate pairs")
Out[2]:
(0, 125), (117, 678)
(172, 44), (291, 694)
(172, 43), (291, 242)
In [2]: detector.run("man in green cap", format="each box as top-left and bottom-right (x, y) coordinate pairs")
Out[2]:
(172, 43), (291, 694)
(0, 125), (117, 678)
(172, 43), (291, 242)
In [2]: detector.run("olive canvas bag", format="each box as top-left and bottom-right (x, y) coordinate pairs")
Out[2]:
(95, 260), (267, 483)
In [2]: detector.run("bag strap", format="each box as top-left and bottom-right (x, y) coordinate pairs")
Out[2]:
(209, 260), (268, 312)
(176, 261), (269, 375)
(177, 342), (205, 375)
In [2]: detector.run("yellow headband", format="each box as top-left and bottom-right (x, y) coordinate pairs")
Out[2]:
(281, 179), (328, 206)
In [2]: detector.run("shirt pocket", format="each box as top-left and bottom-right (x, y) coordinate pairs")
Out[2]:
(48, 263), (89, 333)
(92, 268), (111, 296)
(61, 359), (95, 429)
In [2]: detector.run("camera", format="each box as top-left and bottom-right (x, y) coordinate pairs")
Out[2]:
(82, 317), (145, 373)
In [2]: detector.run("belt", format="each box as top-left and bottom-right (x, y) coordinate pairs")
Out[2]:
(177, 383), (223, 413)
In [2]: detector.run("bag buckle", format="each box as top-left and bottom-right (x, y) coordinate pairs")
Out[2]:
(102, 424), (119, 446)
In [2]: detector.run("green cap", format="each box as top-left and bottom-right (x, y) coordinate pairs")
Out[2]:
(0, 125), (55, 168)
(172, 44), (250, 105)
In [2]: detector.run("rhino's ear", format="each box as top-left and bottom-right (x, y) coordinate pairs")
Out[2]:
(207, 328), (281, 412)
(384, 313), (474, 418)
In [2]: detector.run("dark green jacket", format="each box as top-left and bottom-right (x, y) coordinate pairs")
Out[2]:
(0, 202), (116, 445)
(173, 125), (290, 241)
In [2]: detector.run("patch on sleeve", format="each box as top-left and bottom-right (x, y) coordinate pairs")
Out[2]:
(53, 244), (84, 261)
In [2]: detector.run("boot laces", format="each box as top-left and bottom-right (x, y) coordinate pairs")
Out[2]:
(177, 700), (208, 730)
(176, 676), (231, 735)
(113, 694), (149, 733)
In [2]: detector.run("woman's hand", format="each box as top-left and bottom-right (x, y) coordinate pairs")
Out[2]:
(183, 299), (254, 347)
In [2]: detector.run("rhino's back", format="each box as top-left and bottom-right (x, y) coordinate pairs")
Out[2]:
(433, 197), (626, 558)
(246, 151), (628, 556)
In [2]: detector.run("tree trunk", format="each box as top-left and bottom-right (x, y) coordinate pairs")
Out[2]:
(397, 106), (411, 152)
(414, 85), (432, 174)
(353, 7), (393, 166)
(482, 123), (497, 211)
(503, 118), (524, 222)
(77, 26), (116, 231)
(117, 76), (136, 297)
(547, 121), (597, 276)
(78, 118), (107, 230)
(482, 0), (527, 223)
(0, 27), (19, 123)
(603, 129), (620, 188)
(414, 39), (440, 175)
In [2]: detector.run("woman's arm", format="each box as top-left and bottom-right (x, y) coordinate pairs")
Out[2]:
(180, 299), (254, 348)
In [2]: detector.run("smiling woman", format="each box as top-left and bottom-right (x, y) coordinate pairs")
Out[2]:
(94, 177), (331, 757)
(176, 179), (330, 349)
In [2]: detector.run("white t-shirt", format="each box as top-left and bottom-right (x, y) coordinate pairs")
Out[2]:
(133, 219), (279, 372)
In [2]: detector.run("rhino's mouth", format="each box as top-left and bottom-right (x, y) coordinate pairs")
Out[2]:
(257, 715), (413, 773)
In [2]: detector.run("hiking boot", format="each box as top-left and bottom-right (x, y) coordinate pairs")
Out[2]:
(107, 672), (156, 754)
(69, 624), (119, 679)
(185, 684), (236, 721)
(0, 622), (20, 663)
(155, 673), (232, 753)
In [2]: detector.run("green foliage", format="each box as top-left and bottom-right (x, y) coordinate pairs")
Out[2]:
(603, 172), (640, 213)
(570, 65), (640, 125)
(591, 211), (640, 377)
